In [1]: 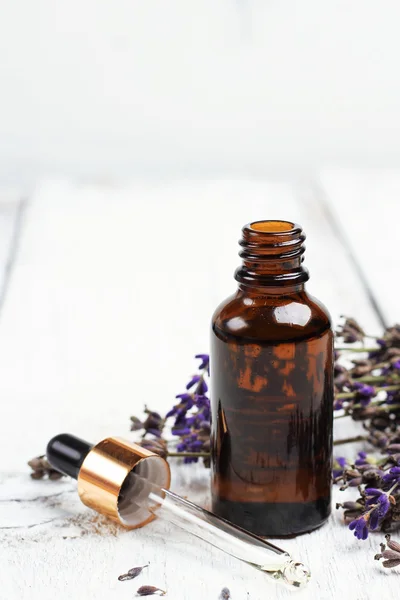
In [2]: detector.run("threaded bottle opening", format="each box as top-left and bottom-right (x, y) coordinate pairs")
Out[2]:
(249, 220), (295, 233)
(235, 220), (309, 288)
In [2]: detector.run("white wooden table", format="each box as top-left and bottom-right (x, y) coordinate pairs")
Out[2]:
(1, 171), (399, 599)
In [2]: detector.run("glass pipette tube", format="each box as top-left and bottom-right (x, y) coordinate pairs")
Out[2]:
(118, 469), (311, 588)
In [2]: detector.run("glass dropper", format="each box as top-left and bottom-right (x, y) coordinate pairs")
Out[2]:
(46, 433), (311, 589)
(119, 470), (311, 588)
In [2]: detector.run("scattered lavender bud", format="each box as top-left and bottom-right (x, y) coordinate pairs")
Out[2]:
(336, 501), (363, 511)
(130, 416), (144, 431)
(28, 455), (64, 480)
(375, 534), (400, 568)
(378, 558), (400, 568)
(136, 585), (166, 596)
(386, 534), (400, 553)
(219, 587), (231, 599)
(118, 564), (148, 581)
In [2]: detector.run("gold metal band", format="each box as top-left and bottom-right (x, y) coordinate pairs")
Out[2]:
(77, 437), (170, 529)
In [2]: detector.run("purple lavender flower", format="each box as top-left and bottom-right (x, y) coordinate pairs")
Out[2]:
(197, 379), (208, 394)
(393, 359), (400, 370)
(133, 353), (211, 466)
(186, 375), (201, 390)
(386, 390), (399, 405)
(195, 353), (210, 370)
(186, 373), (208, 394)
(365, 488), (390, 530)
(165, 407), (177, 418)
(181, 397), (194, 410)
(174, 411), (189, 426)
(172, 428), (191, 436)
(355, 451), (368, 466)
(369, 500), (390, 530)
(334, 398), (344, 411)
(175, 393), (192, 402)
(333, 457), (348, 478)
(352, 382), (376, 407)
(173, 430), (209, 464)
(365, 487), (385, 498)
(190, 440), (204, 450)
(382, 466), (400, 487)
(200, 405), (210, 420)
(349, 515), (369, 540)
(195, 395), (209, 407)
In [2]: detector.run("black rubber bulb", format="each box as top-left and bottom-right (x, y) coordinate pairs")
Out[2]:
(46, 433), (93, 479)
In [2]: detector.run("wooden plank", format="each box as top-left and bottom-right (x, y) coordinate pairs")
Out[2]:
(0, 179), (388, 600)
(320, 168), (400, 327)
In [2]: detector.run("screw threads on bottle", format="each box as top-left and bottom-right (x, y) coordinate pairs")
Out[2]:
(235, 220), (309, 288)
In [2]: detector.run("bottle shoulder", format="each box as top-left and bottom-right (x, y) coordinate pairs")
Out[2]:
(212, 289), (332, 343)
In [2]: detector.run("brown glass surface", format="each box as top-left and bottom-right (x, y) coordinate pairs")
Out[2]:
(210, 221), (333, 537)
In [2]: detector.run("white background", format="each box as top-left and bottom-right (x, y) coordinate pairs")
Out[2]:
(2, 1), (400, 183)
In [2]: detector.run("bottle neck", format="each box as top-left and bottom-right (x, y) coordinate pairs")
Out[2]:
(234, 220), (309, 293)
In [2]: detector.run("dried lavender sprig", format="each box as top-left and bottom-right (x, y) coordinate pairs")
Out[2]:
(335, 447), (400, 539)
(165, 354), (211, 465)
(130, 354), (211, 465)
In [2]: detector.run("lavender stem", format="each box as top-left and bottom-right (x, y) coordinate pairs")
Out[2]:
(335, 347), (381, 352)
(333, 436), (367, 446)
(167, 452), (210, 458)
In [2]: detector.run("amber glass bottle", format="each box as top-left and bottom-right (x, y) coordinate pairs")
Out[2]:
(210, 220), (333, 537)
